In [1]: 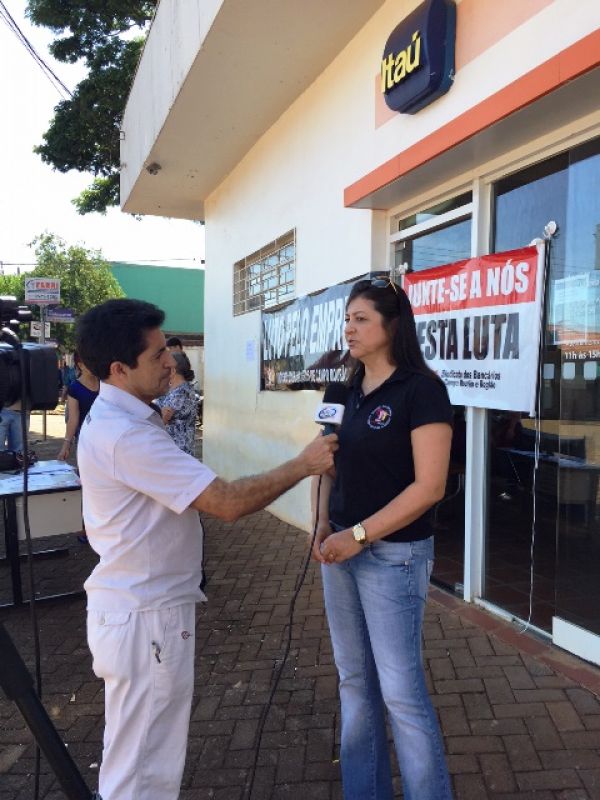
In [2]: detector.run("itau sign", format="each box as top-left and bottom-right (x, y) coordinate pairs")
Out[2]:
(381, 0), (456, 114)
(403, 245), (545, 414)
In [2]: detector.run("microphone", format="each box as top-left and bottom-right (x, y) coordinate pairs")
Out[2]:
(315, 382), (349, 436)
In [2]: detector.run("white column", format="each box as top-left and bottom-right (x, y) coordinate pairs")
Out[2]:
(462, 178), (492, 602)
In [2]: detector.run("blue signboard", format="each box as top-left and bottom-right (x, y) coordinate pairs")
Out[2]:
(381, 0), (456, 114)
(46, 306), (76, 323)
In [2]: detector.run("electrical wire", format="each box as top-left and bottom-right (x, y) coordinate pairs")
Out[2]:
(0, 331), (44, 800)
(243, 475), (324, 800)
(520, 235), (553, 634)
(0, 0), (72, 100)
(19, 379), (43, 800)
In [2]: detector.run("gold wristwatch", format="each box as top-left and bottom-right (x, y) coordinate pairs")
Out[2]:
(352, 522), (368, 546)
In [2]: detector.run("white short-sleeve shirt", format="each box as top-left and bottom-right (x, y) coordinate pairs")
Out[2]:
(78, 383), (216, 612)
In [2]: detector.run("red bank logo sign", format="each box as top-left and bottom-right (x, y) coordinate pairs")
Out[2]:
(403, 246), (545, 413)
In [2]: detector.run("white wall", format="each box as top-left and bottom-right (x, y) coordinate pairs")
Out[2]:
(184, 346), (204, 391)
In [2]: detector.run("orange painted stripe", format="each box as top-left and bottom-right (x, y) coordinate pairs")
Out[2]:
(349, 28), (600, 208)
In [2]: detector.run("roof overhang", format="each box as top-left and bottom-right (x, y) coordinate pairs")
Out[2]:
(121, 0), (385, 220)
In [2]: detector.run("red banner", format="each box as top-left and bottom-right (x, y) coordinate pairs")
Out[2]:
(403, 247), (538, 315)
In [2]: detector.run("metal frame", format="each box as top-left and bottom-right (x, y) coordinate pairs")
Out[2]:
(233, 230), (296, 316)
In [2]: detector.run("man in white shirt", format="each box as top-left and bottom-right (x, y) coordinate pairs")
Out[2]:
(76, 299), (337, 800)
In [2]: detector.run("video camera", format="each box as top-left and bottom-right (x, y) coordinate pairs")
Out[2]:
(0, 295), (59, 412)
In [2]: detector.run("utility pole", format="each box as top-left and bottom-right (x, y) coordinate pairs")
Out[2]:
(39, 305), (48, 440)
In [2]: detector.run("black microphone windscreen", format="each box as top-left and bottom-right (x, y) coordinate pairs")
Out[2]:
(323, 382), (349, 406)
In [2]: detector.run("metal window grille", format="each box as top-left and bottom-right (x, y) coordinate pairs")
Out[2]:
(233, 230), (296, 316)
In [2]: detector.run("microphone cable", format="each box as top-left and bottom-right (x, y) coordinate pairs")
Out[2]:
(243, 474), (324, 800)
(16, 339), (43, 800)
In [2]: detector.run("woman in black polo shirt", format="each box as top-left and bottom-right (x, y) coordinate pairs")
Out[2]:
(312, 278), (453, 800)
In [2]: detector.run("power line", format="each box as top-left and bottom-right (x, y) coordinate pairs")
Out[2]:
(0, 1), (72, 100)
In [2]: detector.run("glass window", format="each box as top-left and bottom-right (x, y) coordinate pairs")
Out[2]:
(392, 191), (472, 232)
(394, 216), (472, 272)
(233, 230), (296, 316)
(484, 135), (600, 633)
(392, 192), (472, 592)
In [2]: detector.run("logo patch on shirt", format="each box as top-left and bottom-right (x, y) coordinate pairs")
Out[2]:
(368, 405), (392, 430)
(181, 630), (192, 640)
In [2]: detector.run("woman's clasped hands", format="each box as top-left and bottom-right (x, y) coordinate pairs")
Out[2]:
(312, 525), (363, 564)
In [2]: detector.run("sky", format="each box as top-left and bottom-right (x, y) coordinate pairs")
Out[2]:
(0, 2), (204, 274)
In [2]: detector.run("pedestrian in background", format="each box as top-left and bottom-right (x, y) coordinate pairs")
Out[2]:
(156, 351), (197, 455)
(0, 400), (27, 453)
(58, 353), (100, 461)
(166, 335), (183, 352)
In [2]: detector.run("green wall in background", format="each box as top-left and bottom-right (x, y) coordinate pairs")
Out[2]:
(110, 263), (204, 334)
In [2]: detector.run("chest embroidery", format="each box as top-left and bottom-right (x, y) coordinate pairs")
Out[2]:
(367, 405), (392, 430)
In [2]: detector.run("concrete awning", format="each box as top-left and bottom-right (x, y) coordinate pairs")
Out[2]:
(121, 0), (385, 220)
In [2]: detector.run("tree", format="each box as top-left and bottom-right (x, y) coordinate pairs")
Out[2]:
(3, 234), (125, 351)
(0, 274), (23, 299)
(27, 1), (157, 214)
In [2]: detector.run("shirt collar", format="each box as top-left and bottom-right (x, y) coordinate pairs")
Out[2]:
(351, 366), (413, 391)
(99, 382), (160, 422)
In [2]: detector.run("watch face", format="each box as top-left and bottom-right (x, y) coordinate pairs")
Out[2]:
(353, 524), (366, 543)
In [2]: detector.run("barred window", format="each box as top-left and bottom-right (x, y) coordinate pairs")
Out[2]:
(233, 230), (296, 316)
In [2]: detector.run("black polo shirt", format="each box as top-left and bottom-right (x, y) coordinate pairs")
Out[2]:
(328, 369), (453, 542)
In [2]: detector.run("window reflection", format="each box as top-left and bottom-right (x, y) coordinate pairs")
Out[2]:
(394, 217), (472, 273)
(485, 135), (600, 634)
(431, 406), (466, 593)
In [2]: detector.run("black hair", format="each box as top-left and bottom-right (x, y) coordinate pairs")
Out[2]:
(76, 299), (166, 380)
(166, 336), (183, 348)
(171, 350), (195, 382)
(346, 278), (442, 385)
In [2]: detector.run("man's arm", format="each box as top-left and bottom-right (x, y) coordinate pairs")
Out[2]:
(191, 433), (337, 522)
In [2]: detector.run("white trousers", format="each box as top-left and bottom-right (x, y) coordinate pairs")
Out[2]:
(87, 603), (196, 800)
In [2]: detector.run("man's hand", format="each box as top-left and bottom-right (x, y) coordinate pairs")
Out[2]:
(320, 529), (363, 564)
(297, 433), (338, 476)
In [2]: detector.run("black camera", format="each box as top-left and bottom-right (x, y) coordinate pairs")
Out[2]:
(0, 295), (59, 411)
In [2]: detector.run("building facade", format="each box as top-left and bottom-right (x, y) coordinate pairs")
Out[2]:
(121, 0), (600, 663)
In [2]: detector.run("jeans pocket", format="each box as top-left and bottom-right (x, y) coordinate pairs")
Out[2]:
(368, 540), (412, 567)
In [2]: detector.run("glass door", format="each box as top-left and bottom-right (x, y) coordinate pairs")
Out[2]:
(391, 194), (472, 591)
(553, 141), (600, 638)
(484, 136), (600, 635)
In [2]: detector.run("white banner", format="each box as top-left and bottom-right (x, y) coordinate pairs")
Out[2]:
(24, 277), (61, 304)
(30, 321), (51, 338)
(403, 244), (545, 414)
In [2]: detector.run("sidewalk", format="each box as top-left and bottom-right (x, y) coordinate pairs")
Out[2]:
(1, 421), (600, 798)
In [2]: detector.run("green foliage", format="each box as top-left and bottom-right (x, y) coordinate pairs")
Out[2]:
(26, 1), (157, 213)
(26, 1), (156, 64)
(5, 234), (125, 351)
(72, 176), (120, 216)
(0, 274), (23, 299)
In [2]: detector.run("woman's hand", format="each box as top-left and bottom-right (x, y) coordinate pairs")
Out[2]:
(57, 439), (72, 461)
(319, 529), (363, 564)
(311, 524), (332, 563)
(161, 406), (175, 423)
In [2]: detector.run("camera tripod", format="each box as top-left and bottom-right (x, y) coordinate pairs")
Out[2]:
(0, 622), (98, 799)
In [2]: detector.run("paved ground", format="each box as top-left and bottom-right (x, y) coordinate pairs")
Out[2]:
(1, 413), (600, 798)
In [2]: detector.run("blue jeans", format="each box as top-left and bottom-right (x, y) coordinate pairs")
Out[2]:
(0, 409), (25, 452)
(321, 536), (452, 800)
